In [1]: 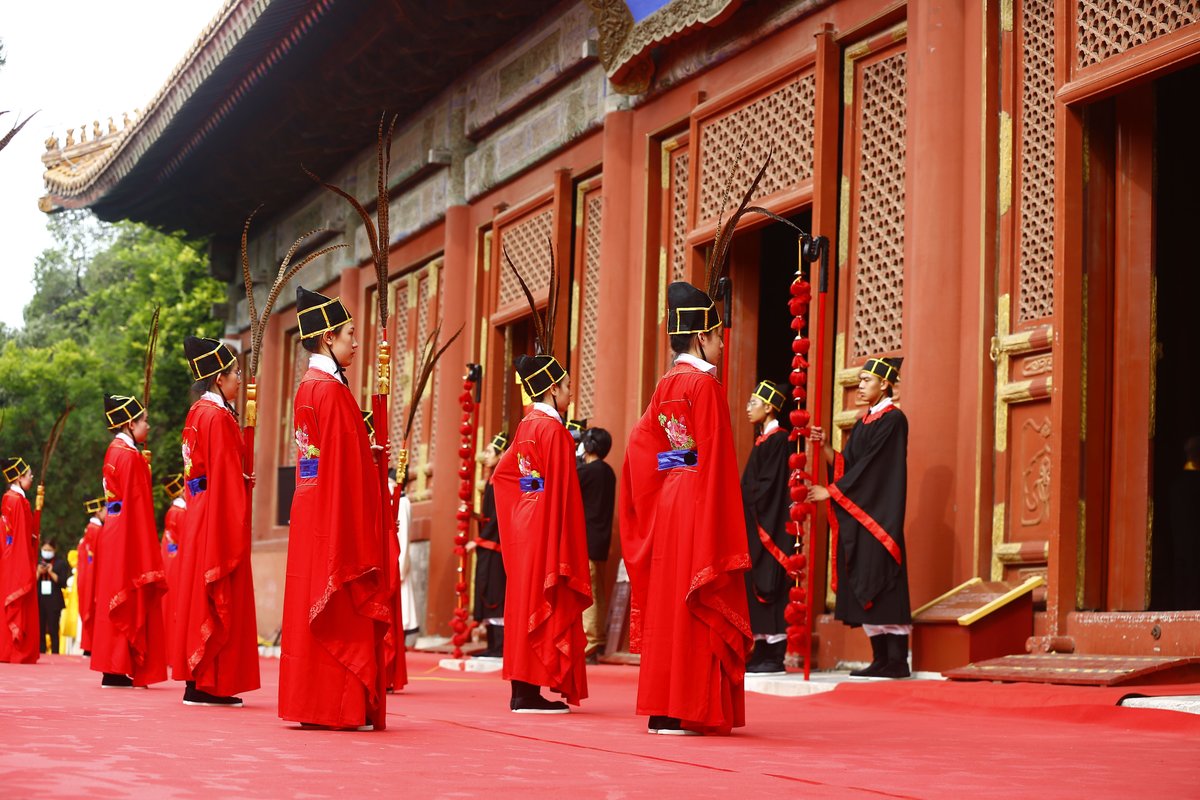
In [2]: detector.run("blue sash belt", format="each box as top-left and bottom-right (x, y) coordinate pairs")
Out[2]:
(299, 458), (319, 479)
(187, 476), (207, 495)
(656, 449), (699, 470)
(166, 542), (178, 555)
(106, 501), (123, 515)
(519, 476), (544, 493)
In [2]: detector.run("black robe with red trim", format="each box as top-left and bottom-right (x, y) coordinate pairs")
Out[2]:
(829, 404), (911, 626)
(472, 481), (506, 623)
(740, 427), (791, 635)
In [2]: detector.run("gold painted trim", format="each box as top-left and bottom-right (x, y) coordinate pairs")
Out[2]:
(408, 278), (418, 307)
(482, 229), (492, 273)
(1076, 497), (1087, 610)
(427, 259), (441, 298)
(843, 42), (869, 105)
(570, 281), (581, 351)
(657, 246), (667, 325)
(1000, 0), (1013, 32)
(999, 110), (1013, 216)
(994, 540), (1049, 562)
(991, 502), (1006, 580)
(833, 333), (847, 443)
(838, 175), (851, 268)
(956, 576), (1044, 625)
(575, 182), (588, 228)
(912, 577), (984, 617)
(997, 377), (1052, 404)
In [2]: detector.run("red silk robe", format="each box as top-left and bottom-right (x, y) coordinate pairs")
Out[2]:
(77, 518), (102, 652)
(492, 408), (590, 705)
(0, 488), (39, 664)
(279, 369), (390, 727)
(161, 498), (186, 655)
(92, 437), (168, 685)
(170, 398), (261, 696)
(620, 363), (753, 734)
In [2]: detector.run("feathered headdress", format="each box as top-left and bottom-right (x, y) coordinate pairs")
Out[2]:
(142, 306), (160, 409)
(240, 207), (349, 380)
(505, 240), (568, 397)
(304, 114), (398, 334)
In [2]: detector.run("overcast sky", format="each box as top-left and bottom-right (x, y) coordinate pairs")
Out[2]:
(0, 0), (227, 329)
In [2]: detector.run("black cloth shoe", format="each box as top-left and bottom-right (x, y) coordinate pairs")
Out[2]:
(850, 635), (888, 678)
(745, 639), (767, 669)
(876, 634), (912, 679)
(101, 673), (134, 688)
(510, 693), (570, 714)
(647, 715), (670, 733)
(747, 640), (786, 674)
(654, 716), (701, 736)
(183, 682), (244, 707)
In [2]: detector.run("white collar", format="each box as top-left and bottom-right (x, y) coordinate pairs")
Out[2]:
(115, 432), (136, 449)
(531, 402), (563, 423)
(172, 496), (187, 509)
(202, 390), (226, 407)
(762, 419), (780, 435)
(9, 484), (25, 497)
(89, 516), (102, 526)
(309, 353), (340, 378)
(674, 352), (717, 376)
(869, 396), (895, 415)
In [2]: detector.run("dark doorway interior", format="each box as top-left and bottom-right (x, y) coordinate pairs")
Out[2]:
(757, 212), (813, 400)
(1150, 63), (1200, 610)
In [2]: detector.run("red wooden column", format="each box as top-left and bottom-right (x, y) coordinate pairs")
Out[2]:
(594, 109), (635, 461)
(902, 0), (969, 606)
(425, 204), (476, 635)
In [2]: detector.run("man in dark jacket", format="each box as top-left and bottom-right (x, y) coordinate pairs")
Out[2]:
(37, 541), (70, 654)
(577, 427), (616, 662)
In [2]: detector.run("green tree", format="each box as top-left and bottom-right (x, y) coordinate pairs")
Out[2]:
(1, 212), (224, 548)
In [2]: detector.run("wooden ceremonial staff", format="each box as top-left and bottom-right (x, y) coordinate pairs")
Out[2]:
(802, 235), (829, 680)
(141, 307), (161, 465)
(33, 404), (74, 540)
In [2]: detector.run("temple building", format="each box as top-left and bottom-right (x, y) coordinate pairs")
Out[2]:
(40, 0), (1200, 667)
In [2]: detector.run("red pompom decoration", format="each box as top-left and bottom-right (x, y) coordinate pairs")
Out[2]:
(788, 370), (805, 386)
(788, 297), (807, 316)
(454, 545), (466, 556)
(455, 582), (468, 594)
(454, 534), (467, 546)
(789, 504), (810, 522)
(452, 619), (466, 634)
(794, 338), (811, 354)
(458, 444), (472, 459)
(458, 391), (471, 404)
(790, 410), (811, 428)
(788, 453), (806, 470)
(789, 486), (805, 502)
(790, 280), (811, 297)
(790, 587), (807, 602)
(784, 604), (807, 624)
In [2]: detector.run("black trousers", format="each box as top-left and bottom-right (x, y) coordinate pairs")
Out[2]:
(39, 608), (61, 654)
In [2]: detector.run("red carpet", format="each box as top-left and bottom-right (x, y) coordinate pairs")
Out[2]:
(1, 653), (1198, 799)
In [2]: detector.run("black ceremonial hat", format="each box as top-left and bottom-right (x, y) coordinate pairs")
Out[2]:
(105, 395), (146, 430)
(667, 282), (721, 335)
(2, 457), (30, 484)
(490, 431), (510, 452)
(161, 473), (185, 499)
(752, 380), (786, 412)
(515, 354), (567, 399)
(296, 285), (352, 340)
(184, 336), (237, 381)
(863, 356), (903, 384)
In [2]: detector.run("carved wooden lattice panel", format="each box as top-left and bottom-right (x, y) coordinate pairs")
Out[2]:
(1077, 0), (1199, 68)
(1018, 0), (1057, 323)
(411, 269), (432, 476)
(851, 52), (907, 358)
(577, 191), (603, 420)
(497, 207), (555, 311)
(696, 73), (816, 224)
(389, 276), (412, 453)
(670, 148), (690, 283)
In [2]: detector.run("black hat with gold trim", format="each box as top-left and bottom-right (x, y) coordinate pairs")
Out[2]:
(565, 418), (588, 434)
(297, 286), (351, 340)
(105, 395), (146, 430)
(361, 409), (375, 440)
(667, 282), (721, 335)
(489, 431), (510, 453)
(184, 336), (237, 381)
(161, 473), (185, 499)
(84, 496), (106, 515)
(2, 457), (30, 484)
(515, 354), (566, 398)
(752, 380), (786, 413)
(863, 356), (902, 385)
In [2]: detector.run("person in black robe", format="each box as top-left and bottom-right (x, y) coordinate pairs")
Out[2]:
(471, 432), (508, 658)
(577, 427), (616, 661)
(808, 356), (912, 678)
(741, 380), (791, 674)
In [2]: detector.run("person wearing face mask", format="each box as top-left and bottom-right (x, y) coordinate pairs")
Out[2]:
(36, 540), (70, 654)
(168, 336), (260, 708)
(807, 356), (912, 679)
(1, 457), (39, 664)
(92, 394), (169, 688)
(279, 287), (391, 731)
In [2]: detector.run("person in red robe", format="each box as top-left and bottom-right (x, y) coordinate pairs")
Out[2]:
(491, 346), (591, 712)
(1, 457), (39, 664)
(169, 336), (261, 707)
(620, 281), (753, 735)
(160, 472), (186, 658)
(92, 395), (168, 688)
(77, 497), (105, 656)
(279, 287), (390, 730)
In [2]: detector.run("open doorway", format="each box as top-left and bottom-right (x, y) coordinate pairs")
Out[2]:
(1150, 63), (1200, 611)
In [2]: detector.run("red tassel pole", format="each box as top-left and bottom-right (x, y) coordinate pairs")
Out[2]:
(784, 269), (814, 678)
(450, 368), (480, 658)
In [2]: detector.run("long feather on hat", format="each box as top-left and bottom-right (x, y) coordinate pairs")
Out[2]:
(303, 113), (399, 334)
(503, 237), (559, 357)
(704, 150), (774, 300)
(40, 404), (74, 487)
(403, 322), (463, 441)
(142, 306), (160, 409)
(240, 207), (350, 378)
